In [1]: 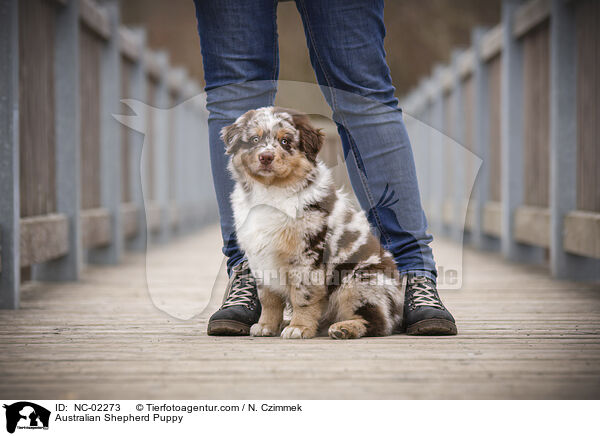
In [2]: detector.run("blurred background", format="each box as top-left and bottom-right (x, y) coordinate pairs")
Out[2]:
(121, 0), (501, 96)
(1, 0), (598, 302)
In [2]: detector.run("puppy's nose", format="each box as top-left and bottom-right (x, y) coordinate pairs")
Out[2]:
(259, 152), (274, 165)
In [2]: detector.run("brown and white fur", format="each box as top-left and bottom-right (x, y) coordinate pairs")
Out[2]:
(222, 107), (403, 339)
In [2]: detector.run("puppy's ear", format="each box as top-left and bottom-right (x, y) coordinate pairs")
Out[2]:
(220, 122), (242, 155)
(292, 114), (324, 163)
(221, 109), (256, 154)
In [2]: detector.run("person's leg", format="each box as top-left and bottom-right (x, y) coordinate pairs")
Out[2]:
(193, 0), (279, 335)
(295, 0), (434, 279)
(193, 0), (279, 273)
(295, 0), (456, 334)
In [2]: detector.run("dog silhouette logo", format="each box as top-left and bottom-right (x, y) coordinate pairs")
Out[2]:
(3, 402), (50, 433)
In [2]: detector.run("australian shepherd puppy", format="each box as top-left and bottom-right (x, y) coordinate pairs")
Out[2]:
(222, 107), (404, 339)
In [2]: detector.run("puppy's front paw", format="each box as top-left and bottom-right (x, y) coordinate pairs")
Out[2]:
(280, 325), (316, 339)
(250, 323), (279, 337)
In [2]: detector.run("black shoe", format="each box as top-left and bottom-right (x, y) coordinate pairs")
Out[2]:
(404, 275), (457, 336)
(207, 260), (261, 336)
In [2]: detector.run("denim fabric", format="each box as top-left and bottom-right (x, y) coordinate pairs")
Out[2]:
(193, 0), (437, 281)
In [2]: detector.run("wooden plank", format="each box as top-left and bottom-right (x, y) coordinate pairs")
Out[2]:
(120, 203), (139, 239)
(80, 208), (111, 248)
(18, 0), (57, 218)
(168, 91), (177, 204)
(463, 74), (475, 193)
(483, 201), (502, 237)
(488, 54), (502, 203)
(145, 76), (158, 201)
(443, 90), (455, 209)
(522, 21), (550, 207)
(0, 0), (20, 307)
(120, 57), (133, 203)
(564, 210), (600, 259)
(79, 24), (102, 209)
(576, 0), (600, 212)
(481, 24), (504, 62)
(79, 0), (110, 40)
(19, 214), (69, 267)
(514, 206), (550, 248)
(513, 0), (551, 39)
(123, 28), (147, 252)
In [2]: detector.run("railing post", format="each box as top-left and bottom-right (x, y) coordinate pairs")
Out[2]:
(35, 0), (82, 281)
(423, 80), (436, 222)
(549, 0), (600, 280)
(500, 0), (545, 263)
(181, 80), (195, 233)
(178, 89), (187, 232)
(414, 83), (431, 222)
(0, 0), (20, 309)
(191, 84), (202, 228)
(127, 28), (147, 252)
(411, 85), (430, 225)
(430, 67), (446, 236)
(471, 27), (499, 251)
(187, 98), (197, 229)
(170, 68), (187, 235)
(451, 52), (466, 243)
(153, 52), (171, 243)
(89, 0), (123, 264)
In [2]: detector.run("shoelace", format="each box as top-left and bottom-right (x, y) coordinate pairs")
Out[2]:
(221, 261), (257, 309)
(408, 276), (444, 309)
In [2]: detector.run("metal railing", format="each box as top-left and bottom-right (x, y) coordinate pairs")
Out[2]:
(401, 0), (600, 282)
(0, 0), (217, 309)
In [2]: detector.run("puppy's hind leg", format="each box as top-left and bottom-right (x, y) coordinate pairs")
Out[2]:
(328, 318), (368, 339)
(328, 302), (392, 340)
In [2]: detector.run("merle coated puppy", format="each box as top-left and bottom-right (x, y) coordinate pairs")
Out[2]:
(222, 107), (403, 339)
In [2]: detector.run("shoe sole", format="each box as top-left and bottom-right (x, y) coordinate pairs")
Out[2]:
(207, 319), (251, 336)
(406, 319), (458, 336)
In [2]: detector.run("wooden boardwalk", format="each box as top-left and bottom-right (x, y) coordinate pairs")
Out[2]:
(1, 225), (599, 400)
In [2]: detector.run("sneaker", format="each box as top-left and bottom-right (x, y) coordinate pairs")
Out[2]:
(207, 260), (261, 336)
(404, 275), (457, 335)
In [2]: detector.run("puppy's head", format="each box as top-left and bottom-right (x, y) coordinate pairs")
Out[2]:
(221, 107), (323, 187)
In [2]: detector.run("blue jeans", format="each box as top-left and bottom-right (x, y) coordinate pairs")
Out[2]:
(193, 0), (437, 281)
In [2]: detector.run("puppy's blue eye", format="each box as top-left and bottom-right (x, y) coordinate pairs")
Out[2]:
(281, 138), (289, 146)
(251, 136), (259, 143)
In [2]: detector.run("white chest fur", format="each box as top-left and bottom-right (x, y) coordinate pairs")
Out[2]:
(232, 183), (304, 290)
(231, 163), (333, 292)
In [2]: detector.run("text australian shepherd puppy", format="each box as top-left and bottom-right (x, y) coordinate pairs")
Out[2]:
(222, 107), (404, 339)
